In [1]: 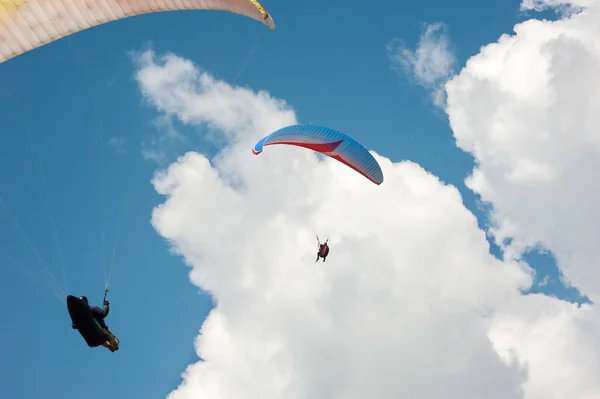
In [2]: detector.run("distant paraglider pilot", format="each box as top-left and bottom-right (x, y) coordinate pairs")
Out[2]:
(316, 236), (329, 262)
(67, 295), (120, 352)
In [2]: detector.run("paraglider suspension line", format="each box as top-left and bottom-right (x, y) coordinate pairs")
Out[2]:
(104, 244), (116, 293)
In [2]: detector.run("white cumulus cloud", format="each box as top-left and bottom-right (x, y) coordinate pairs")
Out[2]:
(441, 1), (600, 395)
(520, 0), (591, 15)
(132, 39), (600, 398)
(446, 0), (600, 301)
(490, 295), (600, 399)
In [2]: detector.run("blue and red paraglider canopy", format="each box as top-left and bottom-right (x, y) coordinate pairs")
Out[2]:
(252, 124), (384, 185)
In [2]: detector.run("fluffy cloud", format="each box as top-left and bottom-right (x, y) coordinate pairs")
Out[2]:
(152, 148), (532, 399)
(490, 295), (600, 399)
(135, 49), (532, 398)
(520, 0), (591, 14)
(445, 0), (600, 301)
(134, 0), (600, 393)
(442, 1), (600, 395)
(133, 50), (296, 141)
(387, 23), (456, 107)
(133, 50), (296, 164)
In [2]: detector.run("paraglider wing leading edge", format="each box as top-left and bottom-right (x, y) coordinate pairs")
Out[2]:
(253, 124), (384, 185)
(0, 0), (275, 64)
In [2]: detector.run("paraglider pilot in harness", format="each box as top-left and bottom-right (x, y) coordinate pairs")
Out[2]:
(316, 236), (330, 262)
(68, 292), (120, 353)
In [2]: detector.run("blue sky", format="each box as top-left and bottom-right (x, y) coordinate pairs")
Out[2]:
(0, 0), (589, 398)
